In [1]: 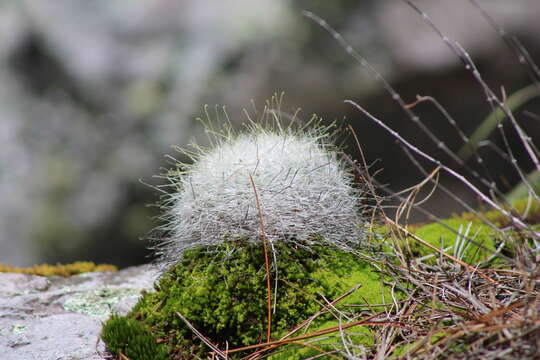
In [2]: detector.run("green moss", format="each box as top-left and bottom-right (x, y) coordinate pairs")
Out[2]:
(102, 240), (390, 358)
(409, 218), (498, 264)
(101, 315), (169, 360)
(460, 197), (540, 227)
(375, 197), (540, 266)
(0, 261), (117, 277)
(409, 197), (540, 264)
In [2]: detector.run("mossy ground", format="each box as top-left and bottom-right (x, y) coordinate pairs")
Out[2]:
(102, 239), (391, 359)
(0, 261), (117, 277)
(408, 218), (497, 263)
(401, 198), (540, 265)
(101, 200), (540, 358)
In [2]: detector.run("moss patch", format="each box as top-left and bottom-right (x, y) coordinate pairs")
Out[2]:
(378, 198), (540, 265)
(0, 261), (117, 277)
(102, 314), (169, 360)
(409, 218), (498, 264)
(101, 240), (390, 359)
(460, 197), (540, 227)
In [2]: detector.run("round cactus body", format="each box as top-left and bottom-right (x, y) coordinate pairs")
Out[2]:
(155, 122), (367, 266)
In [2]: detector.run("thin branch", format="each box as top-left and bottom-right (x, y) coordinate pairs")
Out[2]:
(176, 312), (228, 359)
(345, 99), (537, 238)
(384, 216), (497, 284)
(227, 311), (403, 355)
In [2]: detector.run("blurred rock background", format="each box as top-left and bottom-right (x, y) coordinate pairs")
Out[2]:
(1, 0), (539, 267)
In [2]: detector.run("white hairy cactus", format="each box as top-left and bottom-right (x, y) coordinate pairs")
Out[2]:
(154, 113), (368, 266)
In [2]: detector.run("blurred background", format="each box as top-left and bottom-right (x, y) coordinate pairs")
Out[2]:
(1, 0), (539, 267)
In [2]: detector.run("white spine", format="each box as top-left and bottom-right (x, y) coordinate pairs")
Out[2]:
(155, 123), (367, 266)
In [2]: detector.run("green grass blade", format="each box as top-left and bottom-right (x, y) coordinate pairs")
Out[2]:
(458, 84), (540, 161)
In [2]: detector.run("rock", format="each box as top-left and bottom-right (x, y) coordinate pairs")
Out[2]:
(0, 265), (159, 360)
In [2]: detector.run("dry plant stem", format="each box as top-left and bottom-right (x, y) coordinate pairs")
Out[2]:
(499, 88), (540, 199)
(248, 174), (272, 344)
(468, 0), (540, 84)
(384, 216), (497, 284)
(405, 95), (502, 197)
(245, 283), (363, 360)
(305, 9), (523, 257)
(347, 4), (538, 357)
(342, 150), (514, 265)
(403, 0), (540, 199)
(176, 312), (228, 359)
(303, 10), (503, 201)
(387, 242), (539, 359)
(307, 7), (540, 236)
(457, 85), (540, 164)
(273, 342), (342, 360)
(396, 141), (516, 256)
(346, 99), (535, 237)
(226, 310), (401, 355)
(346, 124), (385, 225)
(392, 166), (441, 223)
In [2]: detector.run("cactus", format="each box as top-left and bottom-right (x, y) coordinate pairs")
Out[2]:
(153, 105), (369, 267)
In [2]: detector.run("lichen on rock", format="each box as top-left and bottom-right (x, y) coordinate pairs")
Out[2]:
(63, 286), (141, 317)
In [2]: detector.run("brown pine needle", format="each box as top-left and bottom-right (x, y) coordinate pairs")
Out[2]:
(249, 174), (272, 343)
(176, 312), (228, 359)
(226, 310), (405, 355)
(384, 216), (498, 284)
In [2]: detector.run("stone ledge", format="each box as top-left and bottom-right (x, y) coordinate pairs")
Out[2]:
(0, 264), (158, 360)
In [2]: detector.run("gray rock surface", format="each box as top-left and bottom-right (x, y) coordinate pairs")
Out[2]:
(0, 265), (159, 360)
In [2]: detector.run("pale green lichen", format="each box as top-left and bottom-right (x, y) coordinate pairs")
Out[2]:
(11, 324), (27, 335)
(63, 287), (140, 317)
